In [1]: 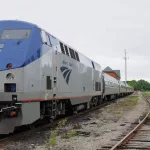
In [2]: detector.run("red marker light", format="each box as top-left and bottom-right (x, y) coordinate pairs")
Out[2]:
(10, 111), (16, 117)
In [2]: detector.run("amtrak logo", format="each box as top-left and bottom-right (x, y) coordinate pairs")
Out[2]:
(60, 66), (72, 84)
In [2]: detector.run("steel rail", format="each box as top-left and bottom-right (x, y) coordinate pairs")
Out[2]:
(110, 93), (150, 150)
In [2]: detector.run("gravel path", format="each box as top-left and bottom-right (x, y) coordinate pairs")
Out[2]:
(3, 92), (148, 150)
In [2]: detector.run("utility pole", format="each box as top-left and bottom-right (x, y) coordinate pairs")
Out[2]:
(124, 49), (127, 86)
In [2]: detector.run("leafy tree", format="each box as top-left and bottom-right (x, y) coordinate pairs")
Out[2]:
(127, 79), (150, 91)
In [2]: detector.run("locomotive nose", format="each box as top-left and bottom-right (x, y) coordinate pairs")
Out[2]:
(0, 68), (24, 101)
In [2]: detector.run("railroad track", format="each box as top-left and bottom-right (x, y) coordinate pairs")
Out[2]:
(0, 95), (126, 149)
(101, 92), (150, 150)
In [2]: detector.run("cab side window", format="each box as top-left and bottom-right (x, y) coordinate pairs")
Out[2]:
(46, 33), (51, 46)
(40, 30), (52, 46)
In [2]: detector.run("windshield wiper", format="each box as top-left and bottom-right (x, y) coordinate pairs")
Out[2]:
(17, 33), (28, 45)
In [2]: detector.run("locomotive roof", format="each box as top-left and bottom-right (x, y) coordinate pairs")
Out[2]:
(0, 20), (38, 28)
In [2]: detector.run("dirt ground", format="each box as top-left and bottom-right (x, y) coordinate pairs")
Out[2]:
(4, 92), (149, 150)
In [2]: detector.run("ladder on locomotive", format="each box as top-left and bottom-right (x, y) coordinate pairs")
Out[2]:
(50, 100), (57, 119)
(51, 47), (58, 119)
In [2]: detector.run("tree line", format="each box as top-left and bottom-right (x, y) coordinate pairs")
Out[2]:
(127, 80), (150, 91)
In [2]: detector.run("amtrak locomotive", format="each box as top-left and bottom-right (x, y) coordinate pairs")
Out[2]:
(0, 20), (134, 134)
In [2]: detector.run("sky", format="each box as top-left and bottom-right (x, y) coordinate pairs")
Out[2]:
(0, 0), (150, 81)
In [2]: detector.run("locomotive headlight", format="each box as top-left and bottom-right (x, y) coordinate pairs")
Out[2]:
(6, 73), (14, 80)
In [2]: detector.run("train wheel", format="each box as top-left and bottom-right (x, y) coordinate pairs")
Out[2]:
(27, 122), (36, 129)
(49, 117), (54, 123)
(98, 96), (103, 105)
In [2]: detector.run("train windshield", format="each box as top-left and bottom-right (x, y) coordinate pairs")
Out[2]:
(0, 29), (31, 40)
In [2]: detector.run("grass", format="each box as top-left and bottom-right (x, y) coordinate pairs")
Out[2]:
(45, 119), (68, 149)
(117, 95), (138, 110)
(45, 130), (57, 148)
(122, 96), (139, 108)
(147, 114), (150, 120)
(102, 95), (139, 120)
(144, 91), (150, 96)
(72, 123), (82, 129)
(45, 119), (78, 149)
(68, 130), (78, 137)
(61, 130), (78, 139)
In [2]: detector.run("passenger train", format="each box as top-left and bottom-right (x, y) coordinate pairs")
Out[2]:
(0, 20), (134, 134)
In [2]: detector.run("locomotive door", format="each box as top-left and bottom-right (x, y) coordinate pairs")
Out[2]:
(46, 33), (59, 99)
(102, 74), (105, 97)
(52, 48), (59, 98)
